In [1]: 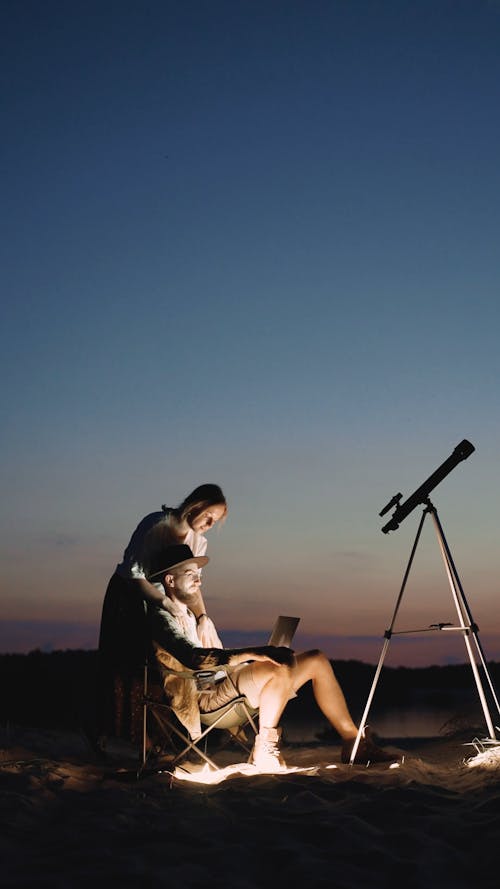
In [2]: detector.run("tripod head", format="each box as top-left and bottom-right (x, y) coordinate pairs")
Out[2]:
(380, 439), (475, 533)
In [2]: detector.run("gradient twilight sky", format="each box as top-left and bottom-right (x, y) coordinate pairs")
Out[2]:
(2, 0), (500, 667)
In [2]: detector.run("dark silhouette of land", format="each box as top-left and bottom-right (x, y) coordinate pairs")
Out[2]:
(2, 649), (498, 735)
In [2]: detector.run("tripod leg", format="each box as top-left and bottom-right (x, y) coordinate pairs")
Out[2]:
(469, 634), (500, 723)
(349, 510), (429, 764)
(349, 637), (391, 764)
(431, 508), (499, 739)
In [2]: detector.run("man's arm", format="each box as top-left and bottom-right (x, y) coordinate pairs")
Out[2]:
(148, 606), (294, 671)
(186, 589), (208, 620)
(225, 647), (295, 668)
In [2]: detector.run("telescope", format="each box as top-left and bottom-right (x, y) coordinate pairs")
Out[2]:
(349, 435), (500, 760)
(380, 439), (475, 533)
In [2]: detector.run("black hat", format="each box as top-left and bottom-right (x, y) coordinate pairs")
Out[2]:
(147, 544), (209, 581)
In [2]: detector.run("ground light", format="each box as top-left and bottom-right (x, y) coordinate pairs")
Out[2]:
(158, 759), (401, 785)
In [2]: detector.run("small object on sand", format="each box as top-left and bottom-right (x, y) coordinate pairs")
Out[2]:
(464, 735), (500, 769)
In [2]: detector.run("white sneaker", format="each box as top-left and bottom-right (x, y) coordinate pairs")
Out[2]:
(251, 727), (286, 772)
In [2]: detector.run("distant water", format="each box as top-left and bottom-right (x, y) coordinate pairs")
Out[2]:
(283, 688), (489, 742)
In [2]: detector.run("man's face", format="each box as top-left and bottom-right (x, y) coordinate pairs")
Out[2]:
(190, 503), (226, 533)
(168, 561), (202, 603)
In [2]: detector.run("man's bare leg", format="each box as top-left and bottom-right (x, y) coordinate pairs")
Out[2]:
(242, 650), (396, 768)
(290, 650), (358, 740)
(239, 650), (357, 739)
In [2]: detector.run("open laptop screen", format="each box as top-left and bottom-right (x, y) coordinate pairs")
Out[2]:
(268, 615), (300, 648)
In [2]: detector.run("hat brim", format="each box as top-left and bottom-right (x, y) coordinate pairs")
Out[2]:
(148, 554), (209, 581)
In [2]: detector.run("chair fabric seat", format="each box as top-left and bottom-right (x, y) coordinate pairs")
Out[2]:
(200, 697), (258, 729)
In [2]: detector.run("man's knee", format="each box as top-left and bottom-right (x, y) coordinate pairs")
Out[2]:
(302, 648), (328, 663)
(299, 649), (333, 676)
(315, 649), (334, 671)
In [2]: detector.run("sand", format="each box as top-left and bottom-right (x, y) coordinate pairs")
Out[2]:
(1, 724), (500, 889)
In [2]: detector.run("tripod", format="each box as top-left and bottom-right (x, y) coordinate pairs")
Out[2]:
(349, 498), (500, 764)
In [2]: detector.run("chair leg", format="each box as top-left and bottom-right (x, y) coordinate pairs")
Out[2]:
(139, 687), (260, 777)
(140, 701), (220, 774)
(137, 703), (177, 778)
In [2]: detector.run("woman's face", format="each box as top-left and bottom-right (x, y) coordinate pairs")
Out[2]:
(189, 503), (226, 533)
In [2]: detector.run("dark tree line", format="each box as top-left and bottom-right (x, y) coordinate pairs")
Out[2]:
(2, 649), (499, 733)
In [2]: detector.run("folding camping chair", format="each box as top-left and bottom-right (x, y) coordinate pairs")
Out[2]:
(137, 615), (300, 778)
(138, 658), (259, 778)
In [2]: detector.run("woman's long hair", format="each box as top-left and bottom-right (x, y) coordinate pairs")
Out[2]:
(163, 483), (227, 524)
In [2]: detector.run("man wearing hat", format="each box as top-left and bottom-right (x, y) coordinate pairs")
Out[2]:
(146, 544), (396, 771)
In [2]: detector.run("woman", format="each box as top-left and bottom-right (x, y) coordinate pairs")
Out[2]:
(95, 484), (227, 746)
(114, 483), (226, 614)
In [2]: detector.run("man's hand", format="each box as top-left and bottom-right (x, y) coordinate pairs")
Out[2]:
(250, 646), (295, 667)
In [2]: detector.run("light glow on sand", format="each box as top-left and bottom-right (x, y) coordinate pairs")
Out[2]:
(165, 761), (330, 785)
(464, 735), (500, 769)
(160, 759), (404, 784)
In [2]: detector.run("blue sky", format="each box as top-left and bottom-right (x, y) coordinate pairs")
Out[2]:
(1, 0), (500, 666)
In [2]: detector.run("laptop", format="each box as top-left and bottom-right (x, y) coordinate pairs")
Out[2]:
(268, 615), (300, 648)
(207, 615), (301, 682)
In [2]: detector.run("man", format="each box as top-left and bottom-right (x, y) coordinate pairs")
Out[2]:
(146, 544), (396, 770)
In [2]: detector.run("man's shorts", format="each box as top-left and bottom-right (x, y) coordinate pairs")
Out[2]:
(198, 663), (260, 713)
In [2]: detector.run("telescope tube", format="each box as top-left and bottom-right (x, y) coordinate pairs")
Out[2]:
(381, 439), (475, 533)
